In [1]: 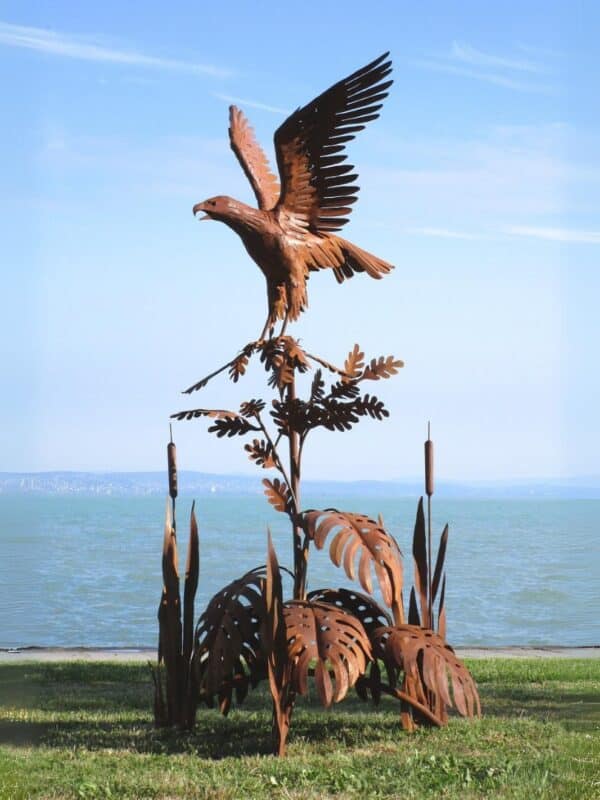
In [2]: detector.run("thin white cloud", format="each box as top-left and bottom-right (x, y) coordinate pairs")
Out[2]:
(412, 58), (553, 93)
(410, 227), (481, 240)
(0, 20), (231, 77)
(411, 40), (555, 93)
(503, 225), (600, 244)
(213, 92), (289, 115)
(451, 41), (544, 74)
(361, 122), (599, 227)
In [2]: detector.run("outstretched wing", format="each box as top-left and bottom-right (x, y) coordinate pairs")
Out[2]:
(229, 106), (280, 210)
(273, 53), (392, 235)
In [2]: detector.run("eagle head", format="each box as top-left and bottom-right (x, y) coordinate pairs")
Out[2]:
(192, 195), (239, 222)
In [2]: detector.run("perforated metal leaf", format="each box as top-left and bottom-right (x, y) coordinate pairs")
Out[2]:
(283, 599), (372, 707)
(302, 509), (403, 616)
(193, 566), (268, 714)
(307, 587), (391, 637)
(372, 624), (481, 721)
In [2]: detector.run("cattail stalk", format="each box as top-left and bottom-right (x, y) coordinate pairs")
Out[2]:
(168, 424), (178, 531)
(425, 422), (434, 627)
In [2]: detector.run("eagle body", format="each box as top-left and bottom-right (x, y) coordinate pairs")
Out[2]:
(193, 53), (394, 335)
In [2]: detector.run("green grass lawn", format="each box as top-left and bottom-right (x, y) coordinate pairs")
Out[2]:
(0, 659), (598, 799)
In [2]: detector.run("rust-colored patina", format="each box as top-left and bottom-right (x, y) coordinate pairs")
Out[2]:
(153, 52), (481, 757)
(152, 494), (199, 730)
(162, 335), (480, 752)
(193, 53), (394, 338)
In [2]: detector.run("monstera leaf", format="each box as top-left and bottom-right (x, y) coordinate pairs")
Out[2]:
(283, 600), (372, 707)
(193, 566), (268, 714)
(372, 624), (481, 724)
(302, 510), (404, 623)
(307, 588), (392, 707)
(307, 588), (392, 637)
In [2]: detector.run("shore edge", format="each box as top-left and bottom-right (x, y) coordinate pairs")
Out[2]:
(1, 645), (598, 662)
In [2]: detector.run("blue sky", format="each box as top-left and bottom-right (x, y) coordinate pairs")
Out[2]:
(1, 1), (599, 480)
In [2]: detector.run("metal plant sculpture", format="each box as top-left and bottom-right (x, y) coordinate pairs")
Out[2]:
(151, 446), (199, 729)
(192, 52), (393, 339)
(152, 53), (481, 756)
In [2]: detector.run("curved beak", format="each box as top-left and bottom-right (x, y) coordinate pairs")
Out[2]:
(192, 201), (213, 221)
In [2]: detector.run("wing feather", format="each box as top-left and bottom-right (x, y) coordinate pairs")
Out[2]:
(273, 53), (392, 234)
(228, 106), (280, 210)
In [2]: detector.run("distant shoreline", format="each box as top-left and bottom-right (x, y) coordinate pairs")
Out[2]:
(1, 645), (598, 661)
(1, 470), (600, 499)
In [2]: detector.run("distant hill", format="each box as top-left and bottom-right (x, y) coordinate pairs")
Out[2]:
(1, 471), (599, 499)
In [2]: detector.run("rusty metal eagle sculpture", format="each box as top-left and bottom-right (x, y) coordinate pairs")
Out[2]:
(152, 49), (482, 758)
(193, 52), (394, 339)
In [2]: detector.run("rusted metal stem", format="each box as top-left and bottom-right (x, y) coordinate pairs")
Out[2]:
(425, 422), (434, 628)
(287, 375), (307, 600)
(182, 340), (259, 395)
(297, 433), (311, 599)
(256, 414), (298, 514)
(305, 351), (352, 379)
(168, 426), (177, 533)
(377, 682), (444, 727)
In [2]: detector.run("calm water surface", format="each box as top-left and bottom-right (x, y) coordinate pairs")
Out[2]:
(1, 494), (598, 647)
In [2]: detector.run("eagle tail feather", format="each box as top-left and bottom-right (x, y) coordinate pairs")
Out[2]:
(334, 236), (394, 281)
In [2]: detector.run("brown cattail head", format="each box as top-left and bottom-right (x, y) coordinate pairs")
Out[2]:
(425, 422), (434, 496)
(167, 441), (178, 499)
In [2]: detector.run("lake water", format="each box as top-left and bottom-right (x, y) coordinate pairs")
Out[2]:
(1, 494), (598, 648)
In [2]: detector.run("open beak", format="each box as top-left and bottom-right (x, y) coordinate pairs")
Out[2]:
(192, 202), (213, 221)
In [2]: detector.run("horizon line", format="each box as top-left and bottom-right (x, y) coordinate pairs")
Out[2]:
(1, 469), (599, 485)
